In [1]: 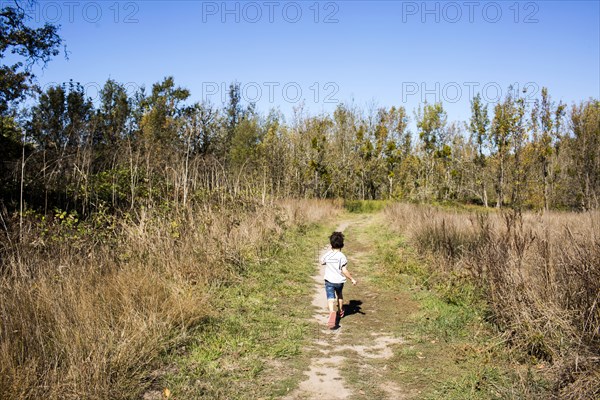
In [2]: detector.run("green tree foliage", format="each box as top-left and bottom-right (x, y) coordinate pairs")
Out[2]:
(25, 82), (93, 211)
(567, 100), (600, 209)
(510, 94), (528, 210)
(376, 106), (409, 199)
(258, 110), (287, 198)
(417, 102), (447, 156)
(0, 1), (61, 117)
(229, 111), (262, 171)
(139, 76), (190, 145)
(224, 82), (243, 154)
(95, 79), (131, 145)
(491, 91), (518, 208)
(189, 102), (219, 156)
(305, 115), (332, 198)
(3, 78), (598, 214)
(28, 81), (93, 149)
(468, 93), (490, 207)
(416, 102), (448, 200)
(0, 1), (62, 203)
(531, 87), (566, 210)
(330, 104), (358, 198)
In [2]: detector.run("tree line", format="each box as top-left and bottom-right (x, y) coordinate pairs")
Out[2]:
(1, 2), (598, 217)
(1, 77), (598, 215)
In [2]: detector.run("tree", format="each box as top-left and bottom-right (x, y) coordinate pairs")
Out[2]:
(28, 81), (93, 150)
(569, 100), (600, 209)
(354, 115), (377, 200)
(134, 77), (191, 205)
(510, 95), (528, 210)
(531, 87), (566, 210)
(491, 92), (517, 208)
(188, 101), (218, 156)
(139, 76), (190, 145)
(223, 82), (243, 155)
(305, 116), (332, 198)
(25, 82), (94, 212)
(330, 104), (359, 198)
(376, 106), (409, 199)
(229, 110), (262, 172)
(417, 102), (447, 156)
(468, 93), (490, 207)
(416, 102), (447, 199)
(259, 109), (286, 199)
(0, 1), (62, 205)
(95, 79), (131, 145)
(0, 1), (62, 118)
(442, 121), (465, 200)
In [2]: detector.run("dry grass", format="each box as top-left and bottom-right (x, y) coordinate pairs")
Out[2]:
(385, 203), (600, 399)
(0, 199), (340, 399)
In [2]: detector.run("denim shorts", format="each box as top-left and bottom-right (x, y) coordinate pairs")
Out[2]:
(325, 280), (344, 300)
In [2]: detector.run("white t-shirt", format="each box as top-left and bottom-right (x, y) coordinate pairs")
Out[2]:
(321, 249), (348, 284)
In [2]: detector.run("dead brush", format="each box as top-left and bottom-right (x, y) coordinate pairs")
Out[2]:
(384, 203), (600, 398)
(0, 199), (341, 399)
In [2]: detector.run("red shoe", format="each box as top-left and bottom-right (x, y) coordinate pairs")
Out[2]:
(327, 312), (336, 329)
(339, 309), (345, 319)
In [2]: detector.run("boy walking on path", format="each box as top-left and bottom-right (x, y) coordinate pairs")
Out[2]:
(321, 232), (357, 329)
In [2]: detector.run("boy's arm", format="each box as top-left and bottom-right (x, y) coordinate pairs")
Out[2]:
(341, 266), (357, 285)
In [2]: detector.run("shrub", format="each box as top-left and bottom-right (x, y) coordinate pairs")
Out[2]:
(0, 199), (340, 399)
(384, 203), (600, 398)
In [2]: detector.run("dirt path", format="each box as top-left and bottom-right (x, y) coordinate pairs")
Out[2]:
(285, 215), (416, 400)
(140, 209), (507, 399)
(144, 210), (504, 399)
(284, 221), (351, 400)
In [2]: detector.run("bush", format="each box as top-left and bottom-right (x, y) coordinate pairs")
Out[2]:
(0, 199), (340, 399)
(384, 203), (600, 399)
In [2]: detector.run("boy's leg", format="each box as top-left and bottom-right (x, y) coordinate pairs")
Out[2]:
(327, 299), (337, 328)
(325, 282), (337, 328)
(327, 299), (336, 313)
(336, 286), (344, 317)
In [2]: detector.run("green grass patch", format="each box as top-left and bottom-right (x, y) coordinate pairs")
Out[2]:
(158, 223), (332, 399)
(362, 223), (430, 288)
(424, 366), (509, 400)
(412, 289), (482, 340)
(343, 200), (388, 213)
(426, 200), (498, 214)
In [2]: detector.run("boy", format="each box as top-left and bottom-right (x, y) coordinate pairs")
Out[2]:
(321, 231), (357, 329)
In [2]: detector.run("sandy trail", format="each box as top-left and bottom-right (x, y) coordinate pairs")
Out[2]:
(286, 219), (406, 399)
(284, 221), (351, 400)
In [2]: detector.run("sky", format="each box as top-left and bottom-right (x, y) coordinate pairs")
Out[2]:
(14, 0), (600, 126)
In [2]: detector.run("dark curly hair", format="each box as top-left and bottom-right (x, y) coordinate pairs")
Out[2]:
(329, 231), (344, 249)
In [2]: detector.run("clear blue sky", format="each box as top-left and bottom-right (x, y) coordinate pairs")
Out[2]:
(25, 0), (600, 125)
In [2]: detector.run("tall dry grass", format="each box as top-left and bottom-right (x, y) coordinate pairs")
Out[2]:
(385, 203), (600, 399)
(0, 199), (340, 399)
